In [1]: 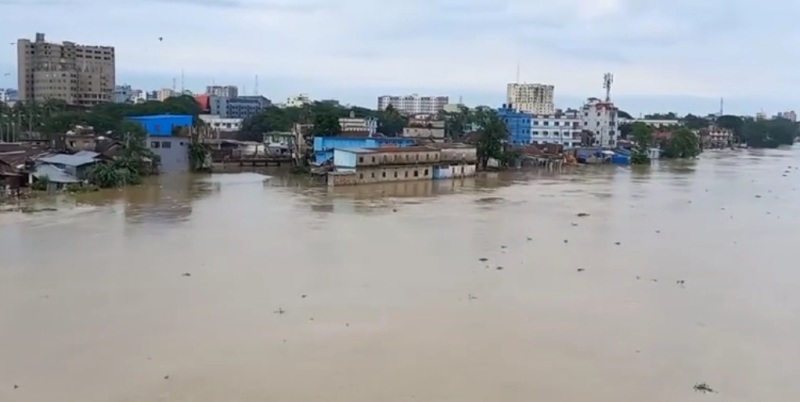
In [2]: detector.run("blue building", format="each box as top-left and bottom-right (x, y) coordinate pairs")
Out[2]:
(312, 136), (416, 164)
(496, 104), (532, 145)
(126, 115), (193, 136)
(126, 115), (193, 173)
(210, 95), (271, 119)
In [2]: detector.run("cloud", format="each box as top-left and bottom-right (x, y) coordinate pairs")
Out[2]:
(0, 0), (798, 113)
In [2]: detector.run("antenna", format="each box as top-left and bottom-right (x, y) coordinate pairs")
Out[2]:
(254, 75), (259, 95)
(720, 97), (724, 116)
(603, 73), (613, 102)
(172, 77), (176, 92)
(180, 69), (184, 93)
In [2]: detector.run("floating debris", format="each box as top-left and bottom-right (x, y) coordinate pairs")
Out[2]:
(501, 245), (507, 249)
(693, 383), (715, 393)
(346, 323), (350, 327)
(576, 212), (590, 217)
(677, 280), (685, 285)
(164, 375), (169, 380)
(655, 230), (661, 233)
(181, 273), (191, 277)
(301, 294), (307, 298)
(527, 237), (532, 241)
(614, 242), (621, 245)
(468, 294), (478, 300)
(652, 279), (658, 282)
(14, 385), (18, 389)
(479, 257), (488, 262)
(274, 308), (286, 315)
(571, 223), (579, 227)
(563, 239), (568, 243)
(636, 276), (640, 280)
(577, 268), (585, 272)
(496, 266), (504, 271)
(755, 195), (762, 198)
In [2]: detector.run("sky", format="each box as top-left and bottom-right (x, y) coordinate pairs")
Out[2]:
(0, 0), (797, 116)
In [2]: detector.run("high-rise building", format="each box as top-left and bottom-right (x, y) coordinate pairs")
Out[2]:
(580, 98), (619, 148)
(17, 32), (115, 106)
(506, 83), (555, 115)
(377, 94), (449, 115)
(206, 85), (238, 98)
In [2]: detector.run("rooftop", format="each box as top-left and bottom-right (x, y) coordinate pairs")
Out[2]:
(368, 146), (437, 153)
(37, 152), (99, 167)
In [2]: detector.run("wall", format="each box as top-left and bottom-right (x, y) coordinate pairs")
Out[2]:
(438, 147), (477, 162)
(147, 136), (189, 173)
(127, 115), (193, 136)
(333, 149), (359, 168)
(327, 172), (358, 186)
(312, 137), (416, 164)
(497, 106), (533, 145)
(433, 164), (477, 179)
(351, 165), (435, 185)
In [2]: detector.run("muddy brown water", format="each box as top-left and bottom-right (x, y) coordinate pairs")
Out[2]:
(1, 149), (800, 402)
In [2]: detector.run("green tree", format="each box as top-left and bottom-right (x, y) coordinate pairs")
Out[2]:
(740, 118), (797, 148)
(617, 110), (633, 119)
(311, 113), (342, 136)
(663, 128), (700, 158)
(630, 122), (654, 164)
(716, 115), (744, 138)
(377, 104), (406, 136)
(476, 113), (507, 169)
(681, 114), (707, 130)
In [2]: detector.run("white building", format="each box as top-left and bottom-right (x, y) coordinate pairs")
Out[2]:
(619, 118), (681, 128)
(286, 93), (311, 108)
(529, 110), (582, 148)
(0, 88), (19, 103)
(199, 114), (243, 132)
(580, 98), (619, 148)
(206, 85), (238, 98)
(402, 115), (446, 140)
(339, 112), (378, 136)
(506, 83), (555, 115)
(156, 88), (177, 101)
(377, 94), (449, 115)
(113, 85), (135, 103)
(779, 111), (797, 122)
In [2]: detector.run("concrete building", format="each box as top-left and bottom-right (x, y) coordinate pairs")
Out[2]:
(0, 88), (19, 103)
(580, 98), (619, 148)
(156, 88), (176, 101)
(329, 146), (440, 185)
(428, 143), (477, 179)
(127, 115), (193, 173)
(377, 94), (449, 115)
(206, 85), (238, 98)
(339, 111), (378, 136)
(529, 110), (582, 148)
(198, 114), (243, 133)
(506, 83), (555, 115)
(312, 136), (416, 164)
(402, 115), (446, 141)
(286, 94), (311, 108)
(778, 111), (797, 122)
(113, 84), (135, 103)
(210, 95), (271, 119)
(17, 32), (115, 106)
(497, 104), (532, 145)
(619, 118), (681, 128)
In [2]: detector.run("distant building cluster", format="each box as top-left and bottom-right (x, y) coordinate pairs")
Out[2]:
(377, 94), (449, 115)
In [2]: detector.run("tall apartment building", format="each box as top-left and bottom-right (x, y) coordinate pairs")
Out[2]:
(580, 98), (619, 148)
(206, 85), (238, 98)
(377, 94), (449, 115)
(17, 32), (115, 106)
(506, 83), (555, 115)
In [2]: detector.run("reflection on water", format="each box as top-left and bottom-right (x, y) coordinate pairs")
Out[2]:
(2, 148), (800, 402)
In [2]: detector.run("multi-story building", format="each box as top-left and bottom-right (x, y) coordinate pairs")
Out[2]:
(377, 94), (449, 115)
(497, 104), (532, 145)
(206, 85), (238, 98)
(530, 110), (582, 148)
(113, 84), (135, 103)
(198, 114), (243, 133)
(339, 111), (378, 136)
(506, 83), (555, 115)
(17, 32), (115, 106)
(0, 88), (19, 104)
(127, 114), (193, 173)
(286, 93), (311, 108)
(778, 111), (797, 122)
(580, 98), (619, 148)
(402, 114), (446, 141)
(156, 88), (176, 101)
(209, 95), (271, 119)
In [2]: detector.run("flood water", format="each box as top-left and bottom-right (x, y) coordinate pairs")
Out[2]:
(2, 148), (800, 402)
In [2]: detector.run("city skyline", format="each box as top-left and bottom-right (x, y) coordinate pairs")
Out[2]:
(0, 0), (797, 116)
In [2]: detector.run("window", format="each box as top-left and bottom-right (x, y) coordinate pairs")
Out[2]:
(415, 154), (419, 161)
(413, 170), (418, 177)
(371, 172), (375, 178)
(424, 169), (429, 176)
(161, 141), (171, 148)
(382, 171), (386, 178)
(405, 171), (408, 177)
(150, 141), (160, 148)
(371, 156), (375, 163)
(358, 157), (364, 163)
(359, 173), (363, 179)
(394, 171), (398, 178)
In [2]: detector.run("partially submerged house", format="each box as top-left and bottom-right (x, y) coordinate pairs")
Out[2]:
(33, 151), (101, 186)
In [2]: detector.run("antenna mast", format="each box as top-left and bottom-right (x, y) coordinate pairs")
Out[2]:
(720, 97), (724, 116)
(254, 75), (259, 95)
(180, 69), (184, 93)
(603, 73), (614, 102)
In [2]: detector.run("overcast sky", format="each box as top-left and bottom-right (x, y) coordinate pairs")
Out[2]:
(0, 0), (796, 115)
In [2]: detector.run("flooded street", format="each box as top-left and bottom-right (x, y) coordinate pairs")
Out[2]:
(2, 149), (800, 402)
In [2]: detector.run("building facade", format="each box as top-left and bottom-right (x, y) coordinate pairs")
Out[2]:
(198, 114), (243, 132)
(339, 112), (378, 136)
(113, 84), (135, 103)
(312, 136), (416, 164)
(0, 88), (20, 104)
(206, 85), (238, 98)
(377, 94), (449, 115)
(126, 115), (193, 136)
(128, 115), (193, 173)
(330, 146), (440, 185)
(497, 104), (532, 145)
(210, 95), (271, 119)
(530, 110), (582, 148)
(402, 115), (446, 141)
(580, 98), (619, 148)
(506, 83), (555, 115)
(778, 111), (797, 122)
(285, 94), (311, 108)
(17, 32), (115, 106)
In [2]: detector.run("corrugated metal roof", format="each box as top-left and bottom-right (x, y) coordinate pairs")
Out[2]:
(334, 147), (376, 154)
(37, 153), (98, 167)
(33, 164), (80, 183)
(73, 150), (100, 159)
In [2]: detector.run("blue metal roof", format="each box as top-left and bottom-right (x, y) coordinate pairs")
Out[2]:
(38, 153), (99, 167)
(33, 164), (80, 183)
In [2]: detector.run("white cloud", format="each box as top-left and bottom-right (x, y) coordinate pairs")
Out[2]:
(1, 0), (798, 111)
